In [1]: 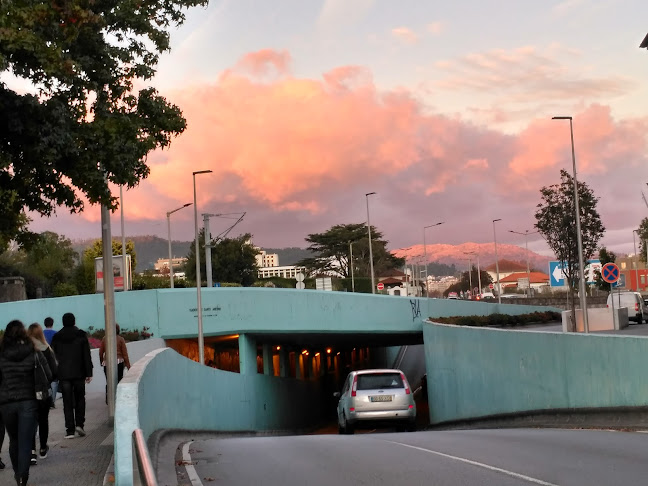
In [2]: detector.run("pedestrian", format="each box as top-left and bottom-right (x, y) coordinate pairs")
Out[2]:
(27, 323), (58, 465)
(51, 312), (93, 439)
(0, 412), (5, 470)
(99, 324), (131, 403)
(0, 320), (52, 486)
(42, 317), (59, 409)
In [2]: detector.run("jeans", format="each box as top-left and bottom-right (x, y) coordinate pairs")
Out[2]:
(103, 363), (125, 401)
(59, 379), (86, 434)
(50, 380), (59, 402)
(0, 400), (38, 482)
(31, 399), (51, 451)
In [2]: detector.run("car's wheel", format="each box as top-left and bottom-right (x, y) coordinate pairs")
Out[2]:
(342, 414), (354, 435)
(406, 421), (417, 432)
(637, 314), (643, 324)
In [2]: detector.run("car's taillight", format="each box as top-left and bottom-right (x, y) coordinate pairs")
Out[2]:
(408, 404), (414, 409)
(349, 407), (355, 412)
(351, 375), (358, 397)
(400, 372), (410, 395)
(636, 303), (640, 312)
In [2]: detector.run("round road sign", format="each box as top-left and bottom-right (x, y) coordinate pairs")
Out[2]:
(489, 283), (494, 290)
(601, 263), (620, 284)
(377, 282), (385, 290)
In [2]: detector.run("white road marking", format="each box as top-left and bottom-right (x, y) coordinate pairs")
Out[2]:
(181, 441), (204, 486)
(387, 440), (558, 486)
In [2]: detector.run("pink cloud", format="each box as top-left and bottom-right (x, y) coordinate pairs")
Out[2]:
(29, 49), (648, 256)
(391, 27), (419, 45)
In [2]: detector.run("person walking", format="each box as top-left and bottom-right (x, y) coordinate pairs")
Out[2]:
(0, 320), (52, 486)
(0, 413), (5, 470)
(27, 323), (58, 464)
(51, 313), (93, 439)
(42, 317), (59, 409)
(98, 324), (131, 403)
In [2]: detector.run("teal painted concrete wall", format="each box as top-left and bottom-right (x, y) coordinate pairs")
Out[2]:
(0, 287), (561, 339)
(114, 347), (324, 486)
(423, 322), (648, 425)
(0, 290), (160, 334)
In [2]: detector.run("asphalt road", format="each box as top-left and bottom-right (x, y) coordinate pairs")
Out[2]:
(175, 428), (648, 486)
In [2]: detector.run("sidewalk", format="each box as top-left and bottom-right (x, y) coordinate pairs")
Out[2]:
(0, 391), (114, 486)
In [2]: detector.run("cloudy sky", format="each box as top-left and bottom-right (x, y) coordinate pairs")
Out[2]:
(23, 0), (648, 256)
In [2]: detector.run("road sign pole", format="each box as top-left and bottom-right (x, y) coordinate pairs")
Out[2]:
(610, 281), (616, 329)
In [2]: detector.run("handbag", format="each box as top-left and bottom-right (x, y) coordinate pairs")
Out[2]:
(34, 352), (51, 401)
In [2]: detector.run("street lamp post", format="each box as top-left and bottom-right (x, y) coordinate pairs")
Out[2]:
(553, 116), (589, 333)
(166, 203), (193, 289)
(493, 219), (502, 304)
(349, 241), (355, 292)
(463, 253), (473, 298)
(365, 192), (377, 294)
(193, 169), (212, 365)
(509, 229), (539, 297)
(423, 222), (445, 298)
(633, 230), (641, 291)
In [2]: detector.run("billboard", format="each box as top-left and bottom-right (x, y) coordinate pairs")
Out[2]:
(95, 255), (132, 293)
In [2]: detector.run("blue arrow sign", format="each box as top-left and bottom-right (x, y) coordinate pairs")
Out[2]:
(549, 259), (601, 287)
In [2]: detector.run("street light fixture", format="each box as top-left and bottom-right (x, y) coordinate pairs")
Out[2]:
(493, 219), (502, 304)
(552, 116), (589, 333)
(193, 169), (212, 364)
(166, 203), (193, 289)
(423, 222), (445, 298)
(365, 192), (377, 294)
(463, 252), (474, 298)
(509, 229), (539, 297)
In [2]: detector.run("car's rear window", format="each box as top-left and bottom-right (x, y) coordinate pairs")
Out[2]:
(357, 373), (403, 390)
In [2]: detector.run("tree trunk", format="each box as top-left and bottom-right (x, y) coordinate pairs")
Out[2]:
(568, 280), (577, 332)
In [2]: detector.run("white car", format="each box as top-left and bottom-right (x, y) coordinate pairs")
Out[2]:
(607, 291), (647, 323)
(334, 369), (416, 434)
(479, 292), (495, 300)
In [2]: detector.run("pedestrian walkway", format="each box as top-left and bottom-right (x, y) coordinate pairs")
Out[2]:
(0, 391), (114, 486)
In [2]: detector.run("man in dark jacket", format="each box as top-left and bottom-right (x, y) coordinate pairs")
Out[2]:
(51, 313), (93, 439)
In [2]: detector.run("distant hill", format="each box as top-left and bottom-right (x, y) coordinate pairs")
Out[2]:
(70, 236), (551, 275)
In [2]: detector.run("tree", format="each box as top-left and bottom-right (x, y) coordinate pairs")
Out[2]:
(299, 223), (405, 279)
(443, 265), (492, 298)
(184, 231), (259, 287)
(637, 217), (648, 264)
(74, 238), (137, 294)
(593, 247), (617, 291)
(0, 0), (206, 246)
(535, 169), (604, 331)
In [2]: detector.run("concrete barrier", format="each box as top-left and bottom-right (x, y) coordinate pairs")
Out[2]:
(561, 308), (629, 332)
(114, 348), (324, 486)
(423, 322), (648, 426)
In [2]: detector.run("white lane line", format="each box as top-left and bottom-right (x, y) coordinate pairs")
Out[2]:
(387, 441), (558, 486)
(181, 441), (204, 486)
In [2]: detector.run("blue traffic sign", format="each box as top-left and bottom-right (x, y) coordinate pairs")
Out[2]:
(613, 273), (626, 288)
(549, 259), (601, 287)
(601, 263), (620, 283)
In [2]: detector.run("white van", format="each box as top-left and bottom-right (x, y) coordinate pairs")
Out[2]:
(607, 292), (647, 323)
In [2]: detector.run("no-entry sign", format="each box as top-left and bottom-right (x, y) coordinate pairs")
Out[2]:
(377, 282), (384, 290)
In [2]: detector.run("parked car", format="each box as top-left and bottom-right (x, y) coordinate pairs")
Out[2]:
(480, 292), (495, 300)
(447, 292), (459, 300)
(334, 369), (416, 434)
(606, 291), (647, 323)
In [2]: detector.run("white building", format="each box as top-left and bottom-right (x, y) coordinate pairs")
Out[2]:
(255, 249), (279, 268)
(257, 265), (307, 279)
(154, 257), (187, 273)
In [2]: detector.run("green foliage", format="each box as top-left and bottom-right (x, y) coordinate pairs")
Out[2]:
(87, 326), (153, 343)
(637, 218), (648, 264)
(535, 169), (604, 330)
(132, 274), (169, 290)
(253, 277), (296, 288)
(300, 223), (405, 278)
(433, 311), (560, 327)
(443, 266), (491, 297)
(0, 0), (206, 246)
(53, 282), (78, 297)
(593, 247), (617, 291)
(184, 231), (259, 287)
(338, 277), (374, 294)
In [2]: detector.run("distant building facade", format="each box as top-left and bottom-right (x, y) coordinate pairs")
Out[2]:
(257, 265), (307, 279)
(154, 257), (187, 273)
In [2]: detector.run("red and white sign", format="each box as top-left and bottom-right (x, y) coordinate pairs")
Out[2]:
(489, 283), (494, 290)
(377, 282), (385, 290)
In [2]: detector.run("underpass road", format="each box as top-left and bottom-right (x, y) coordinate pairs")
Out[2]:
(176, 428), (648, 485)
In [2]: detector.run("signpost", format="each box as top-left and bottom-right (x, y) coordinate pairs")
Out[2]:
(377, 282), (384, 291)
(602, 263), (620, 328)
(549, 259), (601, 287)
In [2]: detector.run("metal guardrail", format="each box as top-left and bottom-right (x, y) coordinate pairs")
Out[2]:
(132, 428), (158, 486)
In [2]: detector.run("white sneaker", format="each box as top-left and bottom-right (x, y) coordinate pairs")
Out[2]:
(75, 426), (86, 437)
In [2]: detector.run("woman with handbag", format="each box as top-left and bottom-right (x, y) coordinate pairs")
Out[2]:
(0, 320), (51, 486)
(27, 323), (58, 465)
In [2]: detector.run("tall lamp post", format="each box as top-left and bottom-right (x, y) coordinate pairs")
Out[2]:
(633, 230), (641, 291)
(553, 116), (589, 333)
(509, 229), (539, 297)
(423, 222), (445, 298)
(463, 253), (473, 298)
(493, 219), (502, 304)
(167, 203), (192, 289)
(349, 241), (355, 292)
(193, 169), (212, 364)
(365, 192), (377, 294)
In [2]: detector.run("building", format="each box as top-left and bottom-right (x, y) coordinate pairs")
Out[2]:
(484, 259), (528, 282)
(255, 249), (279, 268)
(499, 271), (550, 292)
(154, 257), (187, 273)
(617, 255), (647, 292)
(257, 265), (306, 279)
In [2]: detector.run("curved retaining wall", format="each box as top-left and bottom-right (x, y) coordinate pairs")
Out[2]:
(114, 348), (324, 486)
(423, 322), (648, 425)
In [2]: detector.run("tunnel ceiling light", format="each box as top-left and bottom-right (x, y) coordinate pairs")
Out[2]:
(276, 346), (281, 351)
(315, 352), (320, 357)
(326, 348), (332, 354)
(336, 352), (341, 356)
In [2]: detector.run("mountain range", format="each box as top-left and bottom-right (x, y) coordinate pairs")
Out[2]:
(71, 236), (553, 274)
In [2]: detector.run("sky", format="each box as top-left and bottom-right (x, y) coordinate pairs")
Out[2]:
(18, 0), (648, 257)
